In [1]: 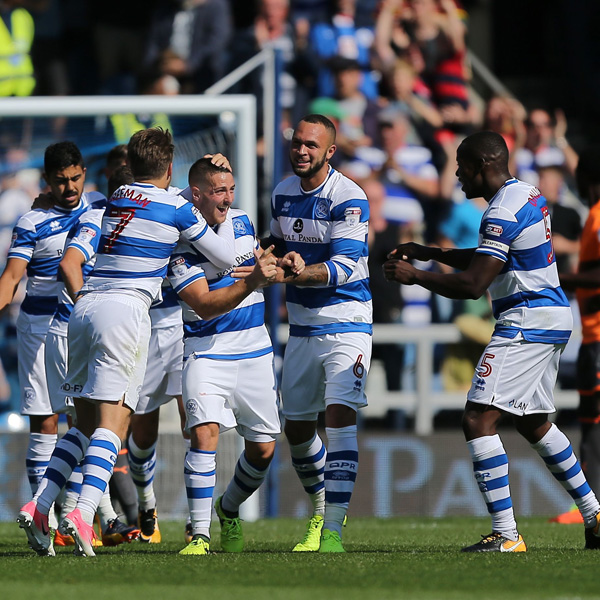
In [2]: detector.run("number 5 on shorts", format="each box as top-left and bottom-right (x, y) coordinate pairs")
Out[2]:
(479, 353), (495, 377)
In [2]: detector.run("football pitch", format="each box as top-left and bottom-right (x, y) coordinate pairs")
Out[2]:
(1, 517), (597, 600)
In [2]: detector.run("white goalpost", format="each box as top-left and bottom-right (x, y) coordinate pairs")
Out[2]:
(0, 94), (258, 224)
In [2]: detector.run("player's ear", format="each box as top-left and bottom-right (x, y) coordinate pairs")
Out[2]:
(326, 144), (337, 161)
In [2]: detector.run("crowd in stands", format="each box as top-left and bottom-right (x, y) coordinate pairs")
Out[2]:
(0, 0), (590, 407)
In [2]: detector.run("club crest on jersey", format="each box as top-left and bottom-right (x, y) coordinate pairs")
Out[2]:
(293, 218), (304, 233)
(344, 207), (361, 227)
(315, 199), (329, 219)
(233, 219), (247, 235)
(485, 224), (503, 236)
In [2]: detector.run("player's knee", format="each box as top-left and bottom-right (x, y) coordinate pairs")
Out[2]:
(245, 441), (275, 468)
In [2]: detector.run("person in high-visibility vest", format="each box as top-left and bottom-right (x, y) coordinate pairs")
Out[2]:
(0, 1), (35, 96)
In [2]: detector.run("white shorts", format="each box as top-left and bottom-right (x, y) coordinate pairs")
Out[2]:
(44, 331), (75, 416)
(281, 332), (371, 421)
(135, 324), (184, 415)
(183, 352), (280, 443)
(17, 322), (51, 416)
(467, 334), (565, 416)
(62, 291), (151, 411)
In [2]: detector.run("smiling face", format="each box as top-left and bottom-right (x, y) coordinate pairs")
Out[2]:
(44, 164), (86, 209)
(192, 170), (235, 226)
(289, 120), (336, 187)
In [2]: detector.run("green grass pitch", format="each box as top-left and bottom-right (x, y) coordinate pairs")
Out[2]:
(1, 517), (597, 600)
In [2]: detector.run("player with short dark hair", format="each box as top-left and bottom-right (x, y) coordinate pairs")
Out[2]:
(257, 114), (372, 553)
(3, 141), (103, 555)
(384, 130), (600, 552)
(172, 158), (299, 556)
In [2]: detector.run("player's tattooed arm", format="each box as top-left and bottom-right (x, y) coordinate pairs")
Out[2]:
(274, 262), (328, 286)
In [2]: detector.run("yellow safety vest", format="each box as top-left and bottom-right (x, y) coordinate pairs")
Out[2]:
(0, 8), (35, 97)
(110, 113), (173, 144)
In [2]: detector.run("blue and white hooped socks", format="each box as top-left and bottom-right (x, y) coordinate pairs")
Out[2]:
(324, 425), (358, 536)
(467, 434), (519, 541)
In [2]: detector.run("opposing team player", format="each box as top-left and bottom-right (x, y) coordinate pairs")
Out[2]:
(17, 127), (237, 557)
(0, 142), (101, 554)
(383, 130), (600, 552)
(170, 158), (302, 555)
(258, 115), (372, 553)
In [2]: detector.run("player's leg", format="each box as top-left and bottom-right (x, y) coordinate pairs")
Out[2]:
(461, 336), (563, 553)
(576, 343), (600, 496)
(215, 440), (275, 553)
(60, 291), (151, 556)
(18, 400), (95, 556)
(129, 408), (161, 542)
(215, 354), (280, 552)
(281, 337), (327, 550)
(318, 332), (370, 553)
(107, 447), (139, 526)
(177, 394), (194, 543)
(18, 326), (58, 497)
(179, 423), (219, 556)
(179, 356), (237, 556)
(461, 401), (524, 552)
(514, 341), (600, 548)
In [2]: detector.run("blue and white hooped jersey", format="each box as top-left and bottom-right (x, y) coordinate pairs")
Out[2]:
(8, 191), (105, 330)
(475, 178), (572, 343)
(82, 182), (236, 304)
(49, 201), (106, 335)
(270, 167), (372, 337)
(167, 208), (272, 360)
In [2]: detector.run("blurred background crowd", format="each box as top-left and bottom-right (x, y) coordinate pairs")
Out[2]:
(0, 0), (599, 423)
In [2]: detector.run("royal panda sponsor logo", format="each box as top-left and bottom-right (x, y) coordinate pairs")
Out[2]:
(293, 218), (303, 233)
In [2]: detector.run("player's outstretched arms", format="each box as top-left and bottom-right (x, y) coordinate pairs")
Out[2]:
(389, 243), (476, 271)
(383, 252), (503, 300)
(59, 247), (87, 303)
(0, 258), (26, 313)
(179, 247), (277, 320)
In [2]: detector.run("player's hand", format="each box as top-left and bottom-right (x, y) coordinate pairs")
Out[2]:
(247, 245), (277, 288)
(31, 192), (54, 210)
(383, 258), (417, 284)
(204, 153), (232, 172)
(387, 242), (428, 261)
(278, 251), (305, 275)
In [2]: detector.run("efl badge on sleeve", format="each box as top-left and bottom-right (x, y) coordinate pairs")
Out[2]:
(344, 207), (362, 227)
